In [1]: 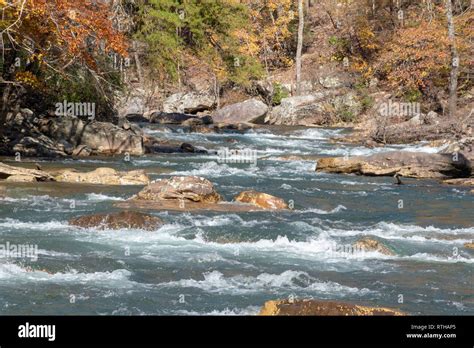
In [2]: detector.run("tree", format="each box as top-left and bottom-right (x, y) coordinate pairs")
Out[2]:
(295, 0), (304, 95)
(445, 0), (459, 117)
(0, 0), (128, 128)
(136, 0), (263, 88)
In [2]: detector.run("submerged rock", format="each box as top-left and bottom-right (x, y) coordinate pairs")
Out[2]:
(260, 299), (405, 316)
(353, 238), (394, 256)
(69, 211), (163, 231)
(133, 176), (222, 203)
(234, 191), (288, 210)
(316, 151), (471, 179)
(54, 168), (149, 185)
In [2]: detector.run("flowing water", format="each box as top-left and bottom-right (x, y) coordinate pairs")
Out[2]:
(0, 125), (472, 315)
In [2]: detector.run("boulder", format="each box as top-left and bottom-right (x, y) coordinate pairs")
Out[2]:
(265, 93), (330, 126)
(212, 99), (268, 124)
(5, 174), (38, 183)
(72, 145), (92, 157)
(125, 113), (149, 123)
(260, 299), (404, 316)
(39, 117), (144, 156)
(234, 191), (288, 210)
(443, 178), (474, 187)
(0, 162), (54, 182)
(182, 117), (205, 127)
(316, 151), (471, 179)
(441, 137), (474, 162)
(319, 76), (344, 89)
(54, 168), (150, 185)
(69, 211), (163, 231)
(353, 238), (394, 256)
(150, 112), (197, 124)
(332, 92), (363, 121)
(163, 92), (216, 114)
(12, 135), (68, 158)
(133, 176), (222, 203)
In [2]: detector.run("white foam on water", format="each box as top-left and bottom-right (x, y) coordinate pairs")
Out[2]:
(289, 128), (344, 140)
(85, 193), (125, 201)
(158, 269), (374, 296)
(0, 219), (71, 231)
(0, 263), (137, 287)
(400, 253), (473, 264)
(299, 205), (347, 215)
(170, 161), (259, 178)
(174, 306), (261, 316)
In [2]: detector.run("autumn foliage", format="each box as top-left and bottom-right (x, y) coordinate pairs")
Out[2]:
(1, 0), (128, 115)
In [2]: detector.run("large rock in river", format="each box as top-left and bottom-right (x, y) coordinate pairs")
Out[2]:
(316, 151), (471, 179)
(69, 211), (163, 231)
(260, 299), (404, 316)
(234, 191), (288, 210)
(353, 238), (394, 256)
(0, 162), (54, 182)
(212, 99), (268, 124)
(133, 176), (222, 203)
(39, 117), (144, 156)
(149, 112), (197, 124)
(54, 168), (149, 185)
(163, 92), (216, 114)
(265, 93), (330, 126)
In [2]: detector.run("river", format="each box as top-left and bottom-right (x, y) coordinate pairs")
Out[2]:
(0, 125), (472, 315)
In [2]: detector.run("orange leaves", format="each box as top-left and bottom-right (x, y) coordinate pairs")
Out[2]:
(9, 0), (128, 73)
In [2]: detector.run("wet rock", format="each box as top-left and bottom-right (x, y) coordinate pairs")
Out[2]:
(234, 191), (288, 210)
(260, 299), (405, 316)
(163, 92), (216, 114)
(212, 99), (268, 124)
(316, 151), (471, 179)
(125, 113), (149, 123)
(150, 112), (197, 124)
(54, 168), (150, 185)
(69, 211), (163, 231)
(0, 162), (54, 182)
(353, 238), (394, 256)
(133, 176), (222, 203)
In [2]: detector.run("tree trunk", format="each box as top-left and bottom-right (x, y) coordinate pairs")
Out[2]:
(445, 0), (459, 117)
(296, 0), (304, 96)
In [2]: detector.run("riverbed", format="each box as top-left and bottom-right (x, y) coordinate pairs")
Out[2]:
(0, 125), (472, 315)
